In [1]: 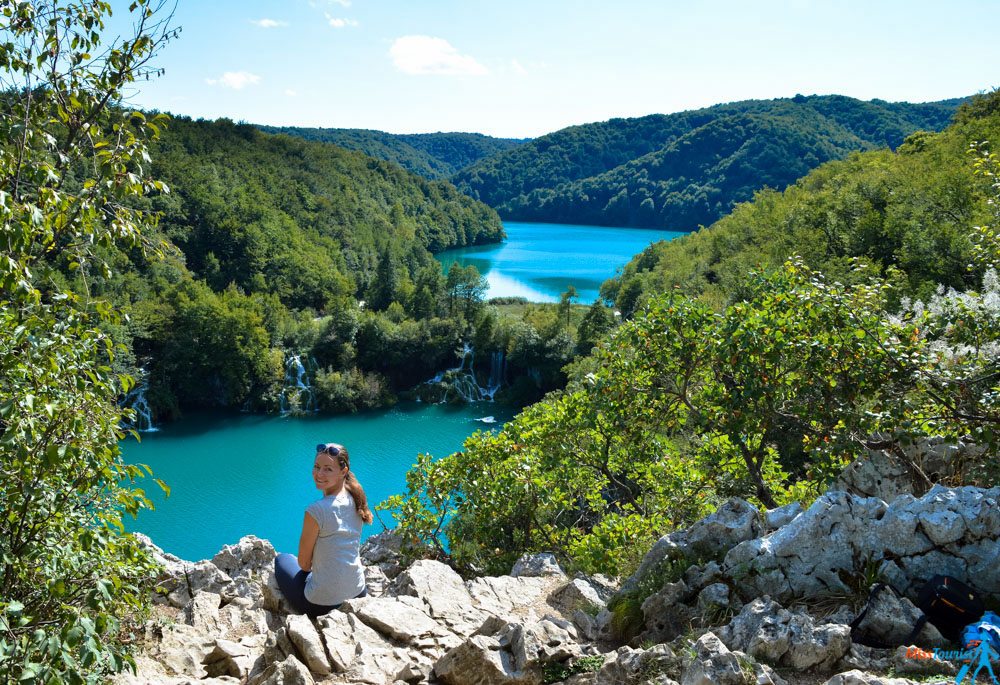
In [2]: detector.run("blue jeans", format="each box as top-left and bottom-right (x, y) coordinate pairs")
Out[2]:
(273, 553), (367, 617)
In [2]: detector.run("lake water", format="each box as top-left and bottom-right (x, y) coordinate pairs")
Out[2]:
(122, 403), (513, 561)
(123, 221), (683, 560)
(436, 221), (688, 303)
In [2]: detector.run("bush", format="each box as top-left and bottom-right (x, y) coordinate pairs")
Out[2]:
(0, 2), (177, 680)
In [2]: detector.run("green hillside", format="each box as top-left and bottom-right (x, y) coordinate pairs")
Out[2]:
(61, 117), (511, 417)
(453, 95), (962, 230)
(257, 125), (526, 179)
(603, 95), (998, 312)
(388, 92), (1000, 579)
(150, 117), (504, 310)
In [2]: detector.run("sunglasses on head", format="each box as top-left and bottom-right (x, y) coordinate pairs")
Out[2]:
(316, 444), (342, 457)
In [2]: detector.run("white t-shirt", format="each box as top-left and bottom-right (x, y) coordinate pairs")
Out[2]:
(303, 490), (366, 606)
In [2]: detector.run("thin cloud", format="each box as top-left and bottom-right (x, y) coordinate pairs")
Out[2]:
(285, 89), (298, 97)
(250, 18), (287, 28)
(205, 71), (261, 90)
(390, 36), (489, 76)
(326, 14), (359, 28)
(510, 59), (528, 75)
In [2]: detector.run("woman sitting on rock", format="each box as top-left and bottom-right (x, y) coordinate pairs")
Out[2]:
(274, 442), (372, 616)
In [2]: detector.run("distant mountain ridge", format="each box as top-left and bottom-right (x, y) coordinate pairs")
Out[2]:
(451, 95), (965, 230)
(257, 126), (528, 180)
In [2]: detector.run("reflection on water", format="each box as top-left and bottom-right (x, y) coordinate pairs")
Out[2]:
(437, 221), (687, 303)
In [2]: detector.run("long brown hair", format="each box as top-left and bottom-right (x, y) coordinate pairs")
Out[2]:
(320, 443), (373, 524)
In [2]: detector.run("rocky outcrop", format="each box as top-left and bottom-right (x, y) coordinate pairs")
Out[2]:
(120, 484), (997, 685)
(835, 437), (985, 501)
(719, 486), (1000, 602)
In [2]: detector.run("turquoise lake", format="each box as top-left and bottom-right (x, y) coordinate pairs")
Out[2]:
(123, 221), (688, 561)
(436, 221), (688, 303)
(122, 403), (513, 561)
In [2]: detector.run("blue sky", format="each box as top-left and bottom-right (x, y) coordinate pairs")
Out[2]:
(119, 0), (1000, 138)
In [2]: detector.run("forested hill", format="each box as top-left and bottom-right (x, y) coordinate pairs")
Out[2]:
(149, 117), (504, 311)
(601, 93), (1000, 316)
(452, 95), (963, 230)
(257, 125), (527, 179)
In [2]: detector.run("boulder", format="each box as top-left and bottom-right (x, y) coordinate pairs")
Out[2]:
(154, 622), (218, 678)
(718, 597), (851, 672)
(204, 637), (264, 679)
(316, 611), (431, 683)
(765, 502), (803, 531)
(360, 529), (407, 579)
(724, 491), (886, 602)
(641, 580), (696, 643)
(341, 595), (453, 646)
(835, 437), (984, 501)
(393, 559), (487, 635)
(500, 616), (581, 672)
(850, 584), (946, 648)
(680, 632), (749, 685)
(511, 552), (565, 578)
(248, 654), (314, 685)
(548, 578), (605, 615)
(434, 634), (538, 685)
(595, 645), (677, 685)
(696, 583), (732, 617)
(211, 535), (276, 578)
(262, 569), (297, 615)
(285, 614), (332, 676)
(467, 575), (552, 619)
(626, 498), (762, 595)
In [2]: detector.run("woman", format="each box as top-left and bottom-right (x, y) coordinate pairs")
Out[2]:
(274, 442), (373, 616)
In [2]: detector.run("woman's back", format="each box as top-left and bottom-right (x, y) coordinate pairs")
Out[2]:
(303, 490), (365, 606)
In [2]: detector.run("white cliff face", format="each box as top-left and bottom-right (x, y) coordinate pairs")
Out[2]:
(119, 483), (998, 685)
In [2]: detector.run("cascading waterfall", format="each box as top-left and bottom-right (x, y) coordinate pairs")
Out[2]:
(280, 353), (317, 413)
(421, 343), (505, 404)
(122, 378), (157, 432)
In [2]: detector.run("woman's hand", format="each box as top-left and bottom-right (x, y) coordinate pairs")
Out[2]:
(298, 512), (320, 571)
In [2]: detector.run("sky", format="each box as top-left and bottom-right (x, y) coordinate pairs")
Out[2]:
(116, 0), (1000, 139)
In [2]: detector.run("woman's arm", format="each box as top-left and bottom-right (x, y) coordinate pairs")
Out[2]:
(297, 512), (320, 572)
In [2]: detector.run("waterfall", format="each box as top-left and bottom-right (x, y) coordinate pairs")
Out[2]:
(419, 343), (505, 404)
(280, 353), (317, 414)
(122, 380), (157, 432)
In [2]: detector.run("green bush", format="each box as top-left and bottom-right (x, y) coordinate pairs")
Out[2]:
(0, 1), (177, 680)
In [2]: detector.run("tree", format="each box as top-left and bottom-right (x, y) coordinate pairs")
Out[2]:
(445, 262), (487, 322)
(367, 245), (400, 311)
(558, 285), (577, 331)
(0, 1), (177, 681)
(576, 300), (616, 353)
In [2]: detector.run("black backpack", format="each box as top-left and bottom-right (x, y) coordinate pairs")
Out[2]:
(913, 574), (985, 642)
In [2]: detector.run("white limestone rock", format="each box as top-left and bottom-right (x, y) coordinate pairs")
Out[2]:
(341, 595), (453, 645)
(467, 575), (551, 619)
(285, 614), (332, 676)
(548, 578), (605, 615)
(718, 597), (851, 672)
(850, 584), (946, 648)
(393, 559), (488, 636)
(680, 632), (748, 685)
(434, 634), (538, 685)
(248, 653), (314, 685)
(595, 645), (677, 685)
(511, 552), (565, 578)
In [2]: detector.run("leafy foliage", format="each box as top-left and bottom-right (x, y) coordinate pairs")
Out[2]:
(603, 91), (1000, 311)
(0, 1), (175, 680)
(258, 126), (527, 179)
(454, 95), (961, 229)
(384, 125), (1000, 576)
